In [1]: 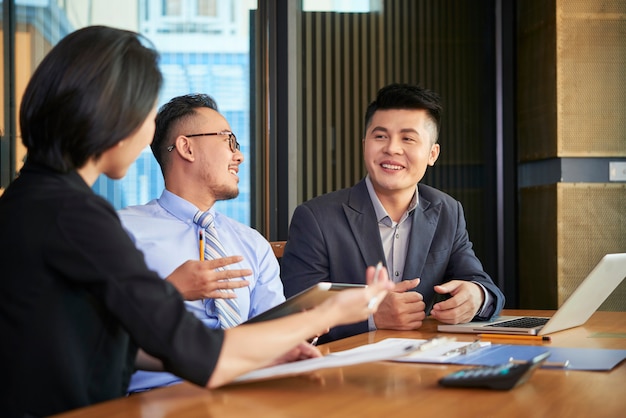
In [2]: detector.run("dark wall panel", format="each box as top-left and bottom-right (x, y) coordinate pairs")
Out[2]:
(297, 0), (498, 275)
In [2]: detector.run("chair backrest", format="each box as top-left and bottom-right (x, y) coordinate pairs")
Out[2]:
(269, 241), (286, 259)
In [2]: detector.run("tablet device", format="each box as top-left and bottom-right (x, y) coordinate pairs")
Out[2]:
(243, 282), (366, 324)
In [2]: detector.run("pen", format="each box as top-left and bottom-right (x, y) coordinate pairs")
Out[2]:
(478, 334), (551, 342)
(542, 361), (570, 368)
(510, 358), (570, 368)
(198, 230), (205, 261)
(373, 261), (383, 284)
(367, 262), (384, 310)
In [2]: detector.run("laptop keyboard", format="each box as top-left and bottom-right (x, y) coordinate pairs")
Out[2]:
(485, 317), (549, 328)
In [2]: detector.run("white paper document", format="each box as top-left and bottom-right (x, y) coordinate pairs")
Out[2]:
(389, 338), (491, 363)
(233, 337), (458, 383)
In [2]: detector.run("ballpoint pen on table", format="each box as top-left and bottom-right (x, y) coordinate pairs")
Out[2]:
(509, 358), (570, 368)
(478, 334), (551, 342)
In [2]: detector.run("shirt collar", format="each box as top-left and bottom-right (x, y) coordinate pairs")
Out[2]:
(157, 189), (215, 225)
(364, 175), (419, 224)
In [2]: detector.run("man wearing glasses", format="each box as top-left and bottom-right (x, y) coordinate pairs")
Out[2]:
(118, 94), (285, 392)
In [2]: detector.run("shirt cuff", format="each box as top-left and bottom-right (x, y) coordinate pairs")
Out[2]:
(472, 281), (495, 319)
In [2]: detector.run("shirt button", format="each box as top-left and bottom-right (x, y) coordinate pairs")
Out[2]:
(395, 271), (399, 276)
(395, 234), (400, 239)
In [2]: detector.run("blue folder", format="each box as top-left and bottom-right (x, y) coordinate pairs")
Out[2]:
(452, 344), (626, 371)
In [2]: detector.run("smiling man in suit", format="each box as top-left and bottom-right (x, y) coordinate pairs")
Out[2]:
(281, 83), (505, 343)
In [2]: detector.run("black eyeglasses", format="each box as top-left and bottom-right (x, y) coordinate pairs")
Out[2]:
(166, 131), (240, 153)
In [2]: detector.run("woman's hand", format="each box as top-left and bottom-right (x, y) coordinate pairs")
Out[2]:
(319, 264), (395, 328)
(266, 342), (322, 366)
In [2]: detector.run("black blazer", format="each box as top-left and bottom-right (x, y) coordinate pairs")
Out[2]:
(282, 179), (505, 343)
(0, 162), (222, 417)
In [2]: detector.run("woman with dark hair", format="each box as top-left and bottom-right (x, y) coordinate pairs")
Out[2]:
(0, 26), (393, 417)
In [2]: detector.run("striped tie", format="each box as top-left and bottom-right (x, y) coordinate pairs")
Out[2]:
(193, 210), (241, 329)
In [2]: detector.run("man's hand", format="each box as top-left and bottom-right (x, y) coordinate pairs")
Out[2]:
(430, 280), (484, 324)
(166, 257), (251, 301)
(372, 278), (425, 330)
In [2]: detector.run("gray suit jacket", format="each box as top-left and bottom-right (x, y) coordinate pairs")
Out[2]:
(281, 179), (505, 343)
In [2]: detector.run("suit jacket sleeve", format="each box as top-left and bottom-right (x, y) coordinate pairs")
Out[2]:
(282, 202), (370, 343)
(442, 199), (505, 319)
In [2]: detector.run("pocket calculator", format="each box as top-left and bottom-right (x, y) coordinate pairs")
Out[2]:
(438, 351), (550, 390)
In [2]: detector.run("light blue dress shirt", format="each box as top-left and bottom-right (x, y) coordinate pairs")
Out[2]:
(118, 189), (285, 392)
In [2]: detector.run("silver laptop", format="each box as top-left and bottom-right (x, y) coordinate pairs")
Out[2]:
(438, 253), (626, 336)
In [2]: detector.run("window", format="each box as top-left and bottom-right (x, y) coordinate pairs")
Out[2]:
(163, 0), (182, 16)
(197, 0), (217, 17)
(8, 0), (254, 225)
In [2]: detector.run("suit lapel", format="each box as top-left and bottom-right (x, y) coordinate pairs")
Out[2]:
(344, 180), (385, 266)
(344, 180), (442, 279)
(403, 192), (441, 279)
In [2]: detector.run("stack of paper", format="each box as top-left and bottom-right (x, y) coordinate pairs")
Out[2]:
(233, 337), (455, 383)
(232, 337), (626, 384)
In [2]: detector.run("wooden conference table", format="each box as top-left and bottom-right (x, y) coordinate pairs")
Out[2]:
(53, 310), (626, 418)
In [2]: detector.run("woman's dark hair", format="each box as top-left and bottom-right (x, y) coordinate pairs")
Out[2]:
(19, 25), (163, 173)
